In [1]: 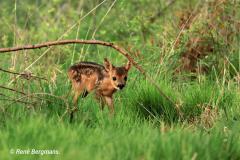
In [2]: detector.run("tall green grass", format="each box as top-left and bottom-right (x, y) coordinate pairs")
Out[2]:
(1, 113), (240, 160)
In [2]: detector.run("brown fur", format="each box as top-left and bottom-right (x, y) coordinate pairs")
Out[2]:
(68, 58), (131, 117)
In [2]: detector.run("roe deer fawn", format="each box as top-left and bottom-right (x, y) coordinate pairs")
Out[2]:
(68, 58), (131, 121)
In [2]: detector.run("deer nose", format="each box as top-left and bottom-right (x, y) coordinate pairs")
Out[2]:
(117, 84), (125, 90)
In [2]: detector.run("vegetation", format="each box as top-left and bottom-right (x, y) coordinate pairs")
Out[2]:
(0, 0), (240, 159)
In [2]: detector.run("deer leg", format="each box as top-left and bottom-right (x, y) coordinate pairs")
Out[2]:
(95, 92), (105, 110)
(104, 96), (114, 116)
(70, 82), (84, 122)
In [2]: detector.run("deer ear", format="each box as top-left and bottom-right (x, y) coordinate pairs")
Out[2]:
(125, 61), (131, 71)
(104, 58), (112, 71)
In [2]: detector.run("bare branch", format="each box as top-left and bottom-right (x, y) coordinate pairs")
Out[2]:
(0, 85), (26, 95)
(0, 39), (145, 73)
(0, 68), (47, 81)
(0, 93), (35, 106)
(0, 86), (50, 103)
(0, 98), (34, 105)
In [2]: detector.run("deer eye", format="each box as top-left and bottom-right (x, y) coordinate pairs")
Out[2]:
(124, 76), (127, 81)
(112, 77), (117, 81)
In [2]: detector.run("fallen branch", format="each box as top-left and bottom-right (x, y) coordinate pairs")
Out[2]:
(0, 39), (178, 114)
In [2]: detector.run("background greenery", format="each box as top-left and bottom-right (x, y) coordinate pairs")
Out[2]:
(0, 0), (240, 159)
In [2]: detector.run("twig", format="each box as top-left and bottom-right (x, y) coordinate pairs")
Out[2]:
(0, 93), (33, 105)
(0, 39), (178, 113)
(0, 98), (34, 105)
(4, 92), (68, 113)
(0, 67), (47, 81)
(0, 85), (51, 103)
(0, 85), (26, 95)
